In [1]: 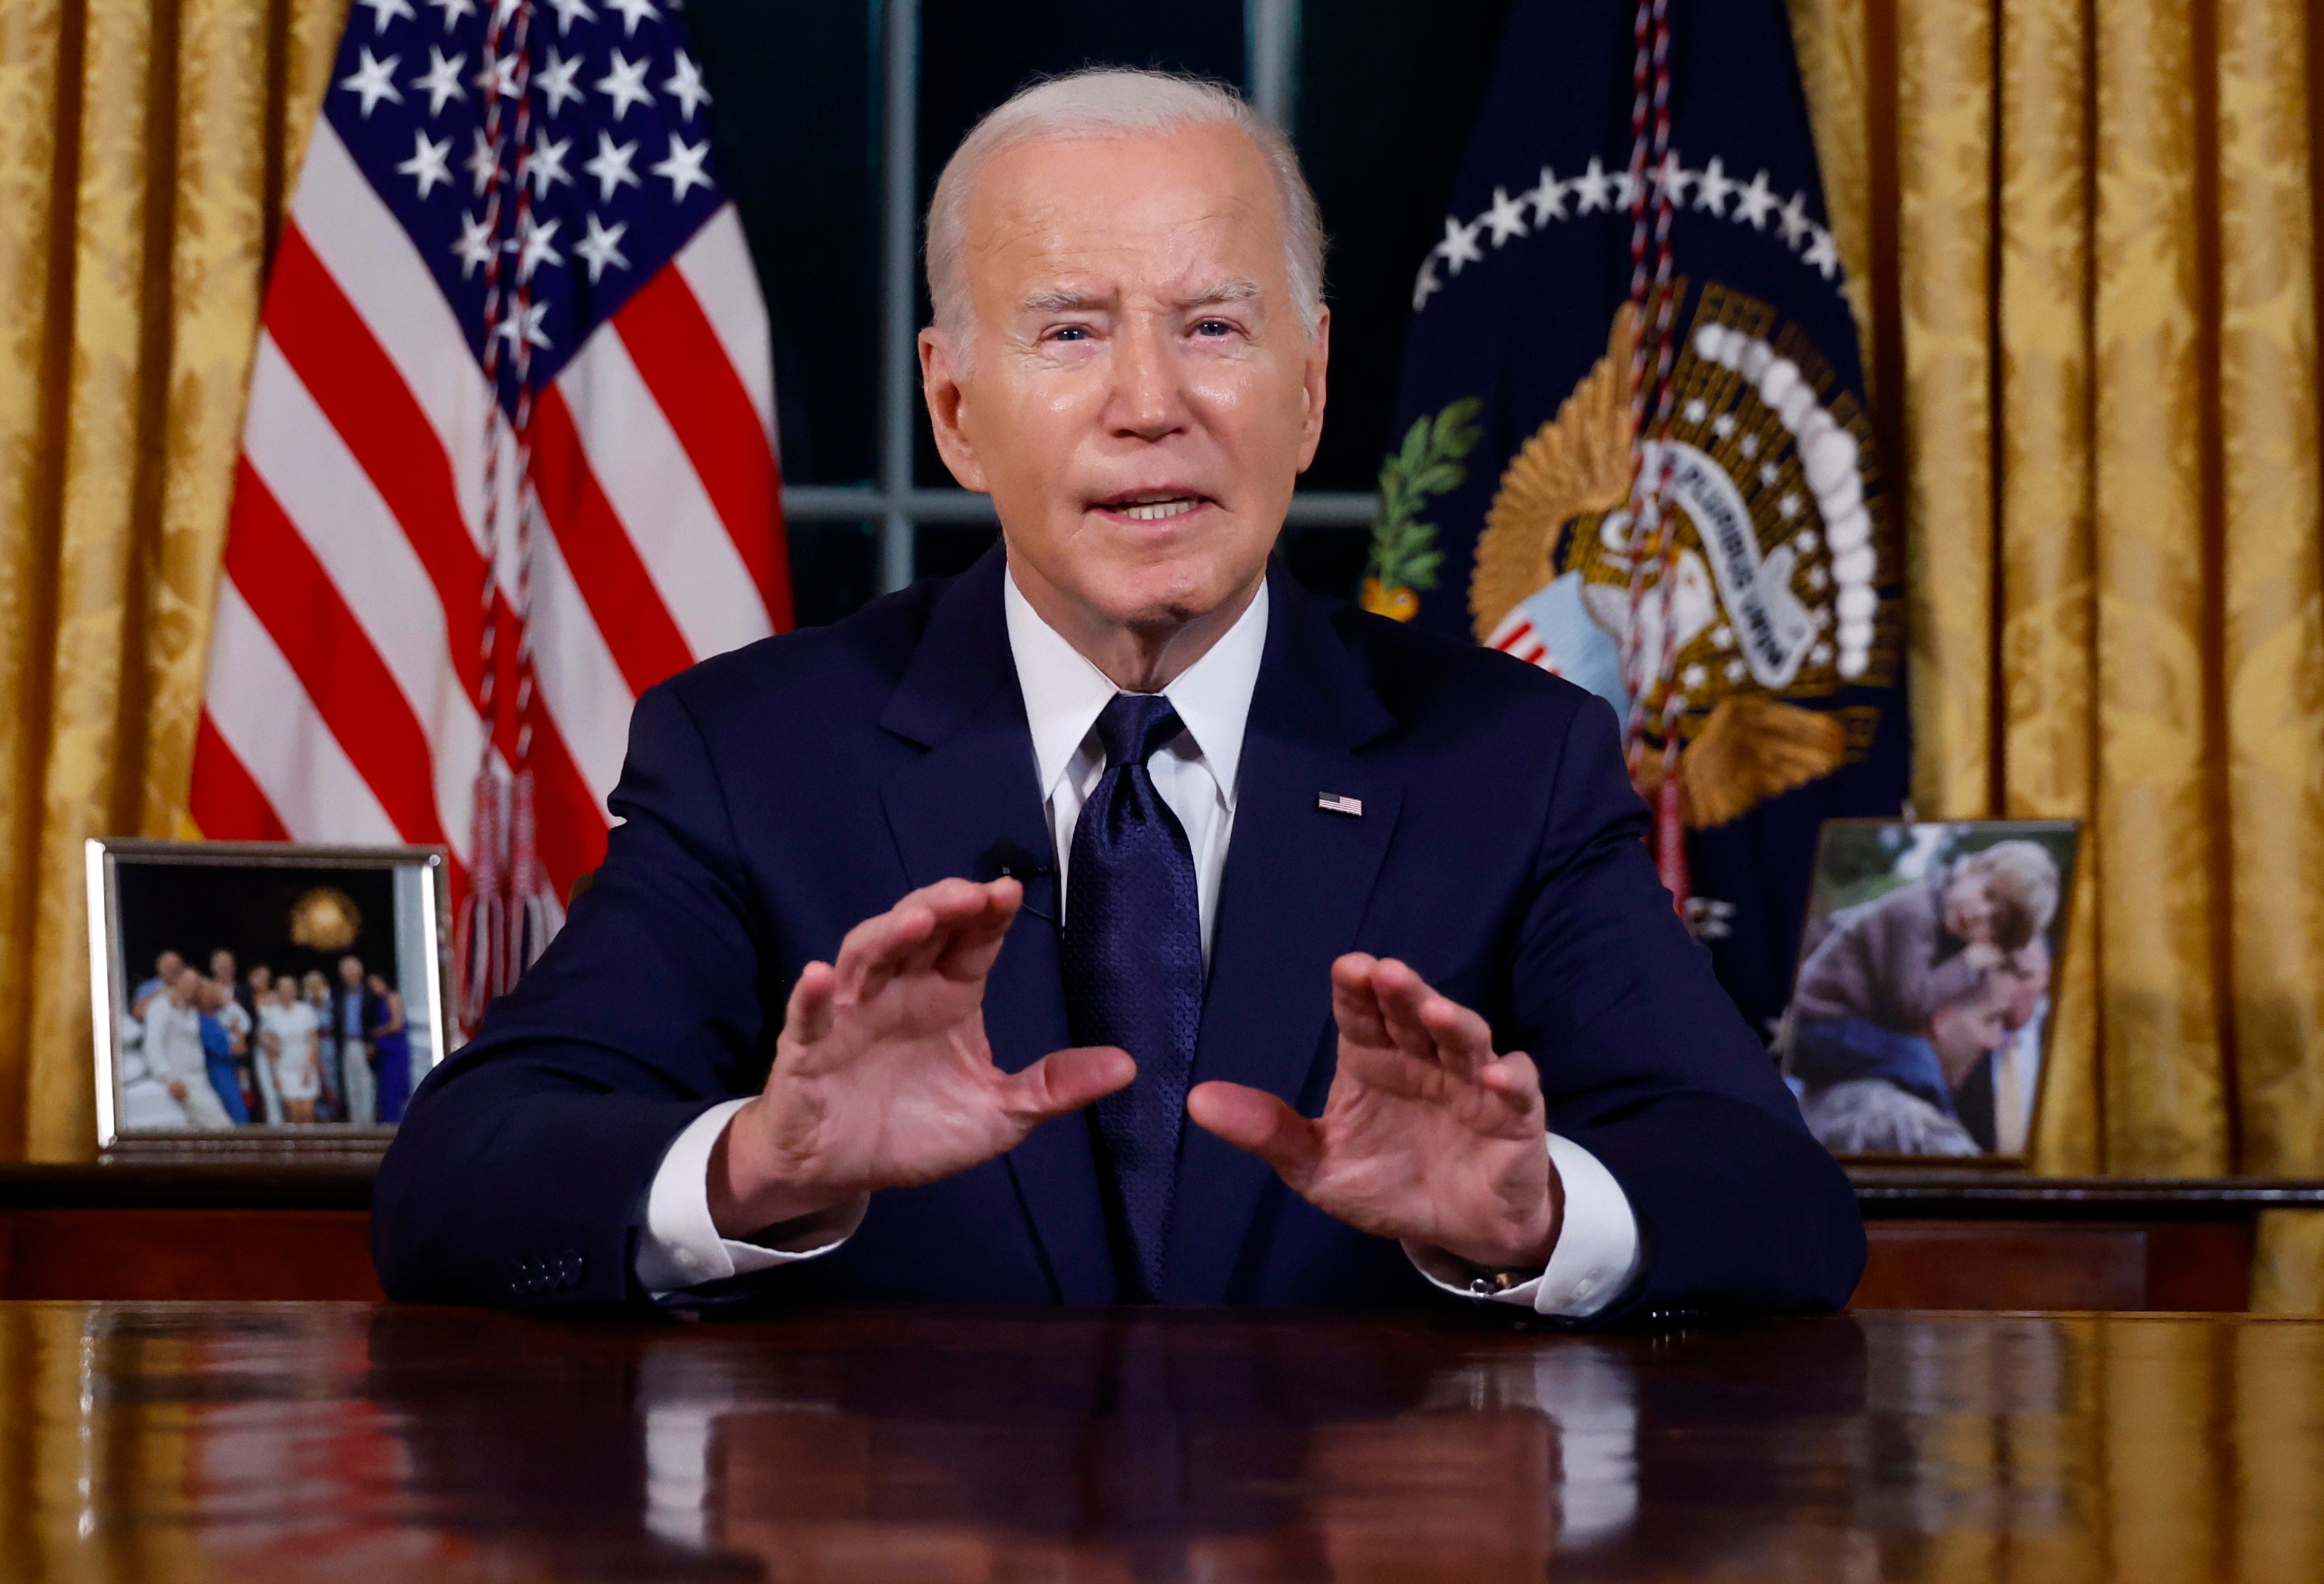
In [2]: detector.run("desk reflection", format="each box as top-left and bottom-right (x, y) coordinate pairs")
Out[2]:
(0, 1304), (2318, 1581)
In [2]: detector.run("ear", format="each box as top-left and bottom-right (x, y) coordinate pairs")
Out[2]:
(920, 326), (989, 493)
(1294, 306), (1330, 474)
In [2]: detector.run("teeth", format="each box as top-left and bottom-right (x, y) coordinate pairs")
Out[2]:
(1118, 498), (1200, 522)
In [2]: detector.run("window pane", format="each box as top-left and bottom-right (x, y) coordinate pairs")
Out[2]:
(912, 1), (1248, 487)
(1296, 0), (1516, 492)
(914, 522), (1003, 583)
(687, 0), (879, 485)
(787, 522), (882, 628)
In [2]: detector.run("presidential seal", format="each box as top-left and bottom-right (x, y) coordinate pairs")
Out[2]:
(1471, 285), (1897, 829)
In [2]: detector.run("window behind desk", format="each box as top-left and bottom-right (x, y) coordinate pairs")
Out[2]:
(682, 0), (1515, 625)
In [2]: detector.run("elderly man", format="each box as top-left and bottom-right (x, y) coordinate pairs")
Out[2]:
(374, 70), (1863, 1321)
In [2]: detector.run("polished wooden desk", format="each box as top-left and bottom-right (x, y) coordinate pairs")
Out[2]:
(6, 1164), (2322, 1308)
(0, 1303), (2318, 1582)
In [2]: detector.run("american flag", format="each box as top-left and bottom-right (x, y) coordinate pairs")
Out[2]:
(191, 0), (787, 1030)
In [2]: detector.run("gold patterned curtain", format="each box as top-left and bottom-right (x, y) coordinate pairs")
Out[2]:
(0, 0), (343, 1162)
(1793, 0), (2324, 1305)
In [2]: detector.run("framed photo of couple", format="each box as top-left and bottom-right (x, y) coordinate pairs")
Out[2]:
(86, 839), (454, 1158)
(1780, 819), (2082, 1167)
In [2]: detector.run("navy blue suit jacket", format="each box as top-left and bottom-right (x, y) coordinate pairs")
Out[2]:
(372, 549), (1865, 1320)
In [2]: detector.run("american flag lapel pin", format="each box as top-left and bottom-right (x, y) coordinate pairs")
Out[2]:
(1317, 792), (1364, 818)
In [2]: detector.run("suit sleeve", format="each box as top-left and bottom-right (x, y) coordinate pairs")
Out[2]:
(1511, 697), (1866, 1323)
(371, 683), (779, 1310)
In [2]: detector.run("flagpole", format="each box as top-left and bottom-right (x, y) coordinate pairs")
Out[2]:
(1246, 0), (1298, 129)
(878, 0), (921, 594)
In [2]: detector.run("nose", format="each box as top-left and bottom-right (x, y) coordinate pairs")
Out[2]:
(1105, 317), (1189, 443)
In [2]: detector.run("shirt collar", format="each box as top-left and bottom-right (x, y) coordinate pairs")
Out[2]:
(1003, 563), (1269, 808)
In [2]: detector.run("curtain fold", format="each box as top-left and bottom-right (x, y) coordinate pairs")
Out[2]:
(0, 0), (341, 1161)
(1793, 0), (2324, 1301)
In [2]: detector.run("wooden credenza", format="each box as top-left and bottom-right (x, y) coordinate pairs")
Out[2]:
(1, 1162), (2317, 1307)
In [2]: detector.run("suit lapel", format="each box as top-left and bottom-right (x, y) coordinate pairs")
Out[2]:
(877, 550), (1115, 1303)
(1164, 563), (1402, 1303)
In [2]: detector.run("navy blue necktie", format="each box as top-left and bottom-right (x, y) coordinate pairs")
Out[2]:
(1061, 693), (1205, 1303)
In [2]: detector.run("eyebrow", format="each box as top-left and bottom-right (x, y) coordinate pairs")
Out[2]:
(1014, 279), (1266, 316)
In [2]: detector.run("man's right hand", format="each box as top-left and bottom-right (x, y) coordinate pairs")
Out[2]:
(707, 877), (1135, 1239)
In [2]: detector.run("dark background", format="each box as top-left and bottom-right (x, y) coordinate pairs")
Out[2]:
(114, 860), (401, 1003)
(682, 0), (1518, 625)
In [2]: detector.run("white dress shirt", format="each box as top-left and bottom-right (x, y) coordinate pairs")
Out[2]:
(635, 565), (1642, 1317)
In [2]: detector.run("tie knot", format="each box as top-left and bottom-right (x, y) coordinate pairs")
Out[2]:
(1094, 693), (1184, 769)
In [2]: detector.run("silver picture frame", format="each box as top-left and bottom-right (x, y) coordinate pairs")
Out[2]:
(86, 838), (454, 1159)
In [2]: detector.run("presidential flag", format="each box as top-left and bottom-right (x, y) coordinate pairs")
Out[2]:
(1368, 0), (1909, 1037)
(191, 0), (787, 1027)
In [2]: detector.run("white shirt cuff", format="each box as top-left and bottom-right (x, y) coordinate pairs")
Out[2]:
(1404, 1133), (1643, 1320)
(634, 1097), (868, 1297)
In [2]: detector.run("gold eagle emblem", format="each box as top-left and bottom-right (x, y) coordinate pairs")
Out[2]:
(1471, 301), (1851, 828)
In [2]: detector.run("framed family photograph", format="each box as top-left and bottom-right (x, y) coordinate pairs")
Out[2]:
(1780, 819), (2081, 1167)
(86, 839), (454, 1158)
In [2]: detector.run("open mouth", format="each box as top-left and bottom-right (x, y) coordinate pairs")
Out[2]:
(1096, 492), (1212, 524)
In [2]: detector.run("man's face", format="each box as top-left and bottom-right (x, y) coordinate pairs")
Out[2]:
(210, 949), (235, 982)
(1929, 991), (2011, 1089)
(156, 951), (184, 981)
(339, 956), (364, 988)
(921, 124), (1327, 640)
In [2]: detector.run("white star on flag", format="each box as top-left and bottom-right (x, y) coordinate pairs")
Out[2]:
(575, 213), (631, 282)
(1570, 156), (1613, 213)
(583, 132), (641, 201)
(663, 50), (711, 121)
(1733, 170), (1779, 228)
(1802, 226), (1841, 279)
(545, 0), (596, 32)
(512, 213), (563, 282)
(597, 50), (655, 121)
(1479, 186), (1528, 246)
(339, 48), (404, 117)
(1695, 157), (1736, 216)
(651, 133), (712, 201)
(491, 0), (521, 25)
(1522, 166), (1567, 224)
(1654, 152), (1695, 205)
(1777, 193), (1812, 248)
(451, 209), (495, 276)
(1411, 255), (1442, 310)
(474, 48), (520, 102)
(423, 0), (475, 30)
(464, 127), (501, 195)
(397, 129), (454, 198)
(524, 131), (574, 197)
(536, 48), (585, 117)
(411, 47), (467, 116)
(1436, 214), (1483, 273)
(492, 298), (550, 352)
(605, 0), (661, 36)
(357, 0), (415, 32)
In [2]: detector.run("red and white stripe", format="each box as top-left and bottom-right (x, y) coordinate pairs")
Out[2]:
(192, 120), (788, 926)
(1485, 608), (1555, 671)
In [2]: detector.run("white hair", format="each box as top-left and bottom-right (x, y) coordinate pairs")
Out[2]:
(925, 68), (1326, 349)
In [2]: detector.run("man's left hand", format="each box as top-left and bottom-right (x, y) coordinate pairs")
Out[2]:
(1186, 954), (1563, 1272)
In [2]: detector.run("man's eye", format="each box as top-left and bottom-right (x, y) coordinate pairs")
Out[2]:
(1194, 319), (1234, 337)
(1051, 326), (1090, 342)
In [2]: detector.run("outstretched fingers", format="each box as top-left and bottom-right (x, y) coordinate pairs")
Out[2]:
(1186, 1081), (1325, 1192)
(1335, 955), (1497, 1078)
(834, 878), (1012, 1004)
(998, 1045), (1137, 1129)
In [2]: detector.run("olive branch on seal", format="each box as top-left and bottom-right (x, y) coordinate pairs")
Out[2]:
(1360, 397), (1482, 621)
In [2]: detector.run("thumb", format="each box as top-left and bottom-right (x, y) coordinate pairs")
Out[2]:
(1187, 1081), (1323, 1190)
(997, 1045), (1137, 1126)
